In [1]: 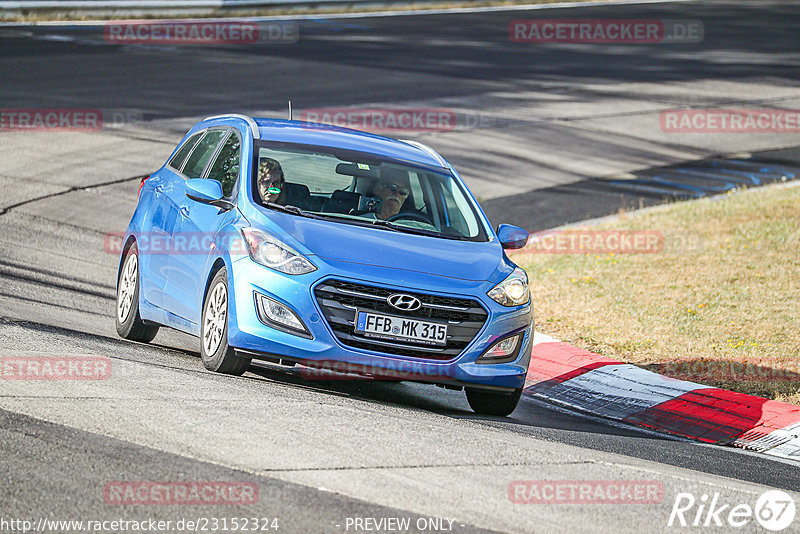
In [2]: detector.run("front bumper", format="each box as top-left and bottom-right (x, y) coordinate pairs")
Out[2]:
(226, 256), (533, 391)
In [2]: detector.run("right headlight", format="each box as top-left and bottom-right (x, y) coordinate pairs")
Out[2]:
(487, 267), (530, 307)
(241, 227), (317, 275)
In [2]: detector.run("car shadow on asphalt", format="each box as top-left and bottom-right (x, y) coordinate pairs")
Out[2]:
(243, 360), (676, 443)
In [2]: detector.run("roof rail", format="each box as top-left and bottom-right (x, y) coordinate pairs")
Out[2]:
(400, 139), (448, 167)
(203, 113), (260, 140)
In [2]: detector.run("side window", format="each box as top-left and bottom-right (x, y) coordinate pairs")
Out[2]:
(168, 132), (202, 170)
(207, 133), (241, 197)
(257, 147), (351, 193)
(438, 179), (479, 237)
(182, 130), (226, 179)
(410, 172), (426, 210)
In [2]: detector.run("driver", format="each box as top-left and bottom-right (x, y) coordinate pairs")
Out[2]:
(368, 168), (410, 220)
(257, 158), (286, 205)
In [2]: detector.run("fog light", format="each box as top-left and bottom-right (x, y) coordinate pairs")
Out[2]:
(477, 333), (523, 363)
(255, 293), (309, 336)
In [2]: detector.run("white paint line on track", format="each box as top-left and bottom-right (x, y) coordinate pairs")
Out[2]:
(534, 363), (705, 419)
(0, 0), (697, 26)
(734, 421), (800, 452)
(762, 432), (800, 463)
(526, 331), (800, 466)
(521, 394), (692, 442)
(525, 389), (800, 469)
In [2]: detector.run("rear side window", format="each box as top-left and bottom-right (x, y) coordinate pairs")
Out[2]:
(168, 132), (202, 170)
(207, 133), (241, 197)
(182, 130), (226, 179)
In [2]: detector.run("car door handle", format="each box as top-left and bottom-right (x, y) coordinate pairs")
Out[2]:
(180, 206), (190, 218)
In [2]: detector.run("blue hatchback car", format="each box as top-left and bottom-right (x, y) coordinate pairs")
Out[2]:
(116, 114), (533, 415)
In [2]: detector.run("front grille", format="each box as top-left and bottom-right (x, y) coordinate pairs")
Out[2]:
(313, 279), (488, 360)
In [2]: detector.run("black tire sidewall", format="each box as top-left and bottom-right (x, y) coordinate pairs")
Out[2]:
(116, 244), (140, 337)
(200, 269), (232, 371)
(465, 387), (523, 417)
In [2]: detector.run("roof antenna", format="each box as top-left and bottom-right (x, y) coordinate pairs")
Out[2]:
(288, 101), (292, 121)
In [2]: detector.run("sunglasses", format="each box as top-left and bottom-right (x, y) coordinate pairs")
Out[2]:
(260, 177), (283, 189)
(379, 182), (409, 196)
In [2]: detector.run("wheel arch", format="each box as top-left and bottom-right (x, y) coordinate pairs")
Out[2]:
(116, 235), (138, 285)
(202, 257), (229, 308)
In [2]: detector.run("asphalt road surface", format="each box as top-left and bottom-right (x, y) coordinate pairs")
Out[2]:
(1, 1), (800, 532)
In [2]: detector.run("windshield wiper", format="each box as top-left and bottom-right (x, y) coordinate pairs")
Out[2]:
(369, 219), (407, 233)
(371, 219), (469, 240)
(265, 203), (322, 219)
(266, 205), (469, 240)
(304, 212), (403, 232)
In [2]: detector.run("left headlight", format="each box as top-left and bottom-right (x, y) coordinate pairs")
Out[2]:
(487, 267), (530, 307)
(241, 227), (317, 275)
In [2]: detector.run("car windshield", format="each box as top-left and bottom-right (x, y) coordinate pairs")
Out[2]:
(252, 143), (487, 241)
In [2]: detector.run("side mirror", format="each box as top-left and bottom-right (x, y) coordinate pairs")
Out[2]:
(185, 179), (233, 210)
(496, 224), (529, 250)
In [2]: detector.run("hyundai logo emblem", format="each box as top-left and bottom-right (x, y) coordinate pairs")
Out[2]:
(387, 293), (422, 311)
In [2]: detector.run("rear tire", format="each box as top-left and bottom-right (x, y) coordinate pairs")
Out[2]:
(116, 244), (159, 343)
(465, 387), (523, 416)
(200, 268), (251, 376)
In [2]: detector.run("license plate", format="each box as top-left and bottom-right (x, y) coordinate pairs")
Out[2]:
(355, 311), (447, 346)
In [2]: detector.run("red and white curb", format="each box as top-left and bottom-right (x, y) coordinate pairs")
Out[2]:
(524, 332), (800, 462)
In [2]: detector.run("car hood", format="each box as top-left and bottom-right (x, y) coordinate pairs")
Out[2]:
(250, 209), (510, 282)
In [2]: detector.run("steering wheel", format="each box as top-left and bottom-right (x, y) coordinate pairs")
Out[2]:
(386, 211), (435, 226)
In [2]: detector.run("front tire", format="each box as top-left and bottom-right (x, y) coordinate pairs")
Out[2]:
(465, 387), (523, 416)
(116, 244), (159, 343)
(200, 268), (251, 376)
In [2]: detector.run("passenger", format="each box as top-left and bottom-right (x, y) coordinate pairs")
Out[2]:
(257, 158), (286, 205)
